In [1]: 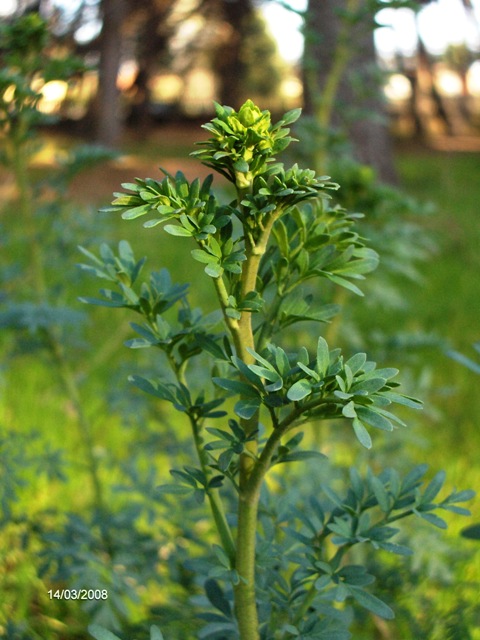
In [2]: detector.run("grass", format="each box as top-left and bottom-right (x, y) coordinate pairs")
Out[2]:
(374, 148), (480, 638)
(396, 151), (480, 343)
(395, 150), (480, 451)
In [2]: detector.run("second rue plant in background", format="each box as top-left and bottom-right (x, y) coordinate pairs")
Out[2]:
(81, 100), (474, 640)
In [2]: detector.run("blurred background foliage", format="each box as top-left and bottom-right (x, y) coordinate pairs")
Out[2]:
(0, 0), (479, 638)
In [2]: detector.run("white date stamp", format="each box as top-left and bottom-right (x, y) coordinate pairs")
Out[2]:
(47, 589), (108, 600)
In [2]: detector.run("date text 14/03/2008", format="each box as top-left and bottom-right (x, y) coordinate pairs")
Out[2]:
(47, 589), (108, 600)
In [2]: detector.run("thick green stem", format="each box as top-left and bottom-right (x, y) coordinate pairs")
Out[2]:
(240, 211), (279, 301)
(210, 195), (285, 638)
(233, 421), (293, 639)
(234, 489), (261, 640)
(231, 214), (286, 637)
(234, 406), (304, 639)
(209, 257), (260, 637)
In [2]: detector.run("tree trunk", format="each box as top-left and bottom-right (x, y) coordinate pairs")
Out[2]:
(95, 0), (127, 147)
(127, 0), (176, 132)
(303, 0), (398, 184)
(214, 0), (254, 108)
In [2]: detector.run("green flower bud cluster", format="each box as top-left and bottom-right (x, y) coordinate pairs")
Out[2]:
(191, 99), (301, 190)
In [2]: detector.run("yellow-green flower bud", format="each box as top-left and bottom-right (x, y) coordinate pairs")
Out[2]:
(237, 100), (271, 131)
(244, 146), (254, 162)
(227, 116), (246, 134)
(235, 170), (253, 189)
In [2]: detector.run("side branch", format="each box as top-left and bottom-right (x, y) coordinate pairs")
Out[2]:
(189, 415), (236, 563)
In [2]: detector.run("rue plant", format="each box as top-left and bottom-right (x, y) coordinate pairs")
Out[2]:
(80, 101), (473, 639)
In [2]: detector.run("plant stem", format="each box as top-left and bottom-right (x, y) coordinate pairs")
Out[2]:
(234, 488), (261, 640)
(170, 355), (236, 563)
(292, 546), (348, 626)
(189, 415), (236, 564)
(217, 210), (281, 639)
(293, 583), (318, 625)
(212, 275), (244, 357)
(211, 199), (285, 637)
(45, 330), (114, 556)
(233, 419), (295, 639)
(240, 211), (280, 301)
